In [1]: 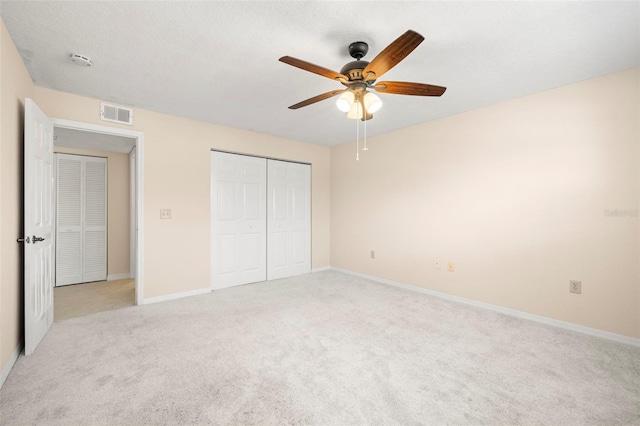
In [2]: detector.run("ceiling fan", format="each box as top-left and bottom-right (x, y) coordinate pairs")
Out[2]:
(279, 30), (446, 121)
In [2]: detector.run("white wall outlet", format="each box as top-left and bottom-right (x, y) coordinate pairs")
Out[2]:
(570, 280), (581, 294)
(370, 250), (375, 259)
(434, 258), (440, 269)
(160, 209), (172, 219)
(447, 262), (454, 272)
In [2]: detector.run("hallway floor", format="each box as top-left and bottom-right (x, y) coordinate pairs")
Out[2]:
(54, 279), (135, 321)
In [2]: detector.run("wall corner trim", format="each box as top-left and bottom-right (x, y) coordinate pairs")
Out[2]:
(142, 287), (210, 305)
(331, 267), (640, 348)
(1, 340), (24, 390)
(311, 266), (331, 273)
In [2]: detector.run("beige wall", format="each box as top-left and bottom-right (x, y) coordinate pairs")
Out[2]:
(0, 21), (35, 373)
(331, 68), (640, 338)
(34, 87), (331, 299)
(53, 147), (130, 278)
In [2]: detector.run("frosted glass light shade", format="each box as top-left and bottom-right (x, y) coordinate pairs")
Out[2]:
(336, 91), (355, 112)
(364, 92), (382, 113)
(347, 102), (363, 119)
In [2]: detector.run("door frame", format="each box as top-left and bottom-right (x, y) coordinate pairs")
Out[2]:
(54, 153), (109, 286)
(129, 147), (137, 280)
(50, 118), (145, 305)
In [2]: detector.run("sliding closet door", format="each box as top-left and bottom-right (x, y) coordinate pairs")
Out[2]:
(211, 151), (267, 289)
(55, 154), (107, 286)
(267, 159), (311, 280)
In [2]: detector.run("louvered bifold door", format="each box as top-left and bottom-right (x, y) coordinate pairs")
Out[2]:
(82, 158), (107, 282)
(56, 154), (83, 285)
(55, 154), (107, 286)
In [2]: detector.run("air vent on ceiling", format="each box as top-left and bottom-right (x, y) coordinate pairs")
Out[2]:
(100, 103), (133, 125)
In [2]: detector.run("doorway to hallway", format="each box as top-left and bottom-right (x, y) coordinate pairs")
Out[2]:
(54, 278), (135, 321)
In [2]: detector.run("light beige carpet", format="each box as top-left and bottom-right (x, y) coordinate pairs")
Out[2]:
(1, 271), (639, 425)
(54, 279), (135, 321)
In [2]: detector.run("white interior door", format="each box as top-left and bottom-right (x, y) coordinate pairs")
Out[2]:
(55, 155), (107, 285)
(24, 98), (55, 356)
(211, 151), (267, 289)
(267, 160), (311, 280)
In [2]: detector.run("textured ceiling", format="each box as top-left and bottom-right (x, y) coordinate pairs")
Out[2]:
(2, 1), (638, 147)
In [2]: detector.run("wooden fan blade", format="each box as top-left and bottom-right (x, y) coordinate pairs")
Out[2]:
(279, 56), (346, 81)
(288, 90), (346, 110)
(374, 81), (447, 96)
(362, 30), (425, 82)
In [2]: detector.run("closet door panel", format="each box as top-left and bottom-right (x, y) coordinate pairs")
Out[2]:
(55, 232), (82, 286)
(55, 155), (82, 286)
(272, 232), (287, 268)
(241, 233), (260, 271)
(55, 154), (107, 285)
(218, 234), (237, 274)
(83, 230), (107, 281)
(213, 174), (239, 285)
(211, 151), (267, 289)
(83, 158), (107, 282)
(267, 160), (311, 280)
(292, 230), (306, 265)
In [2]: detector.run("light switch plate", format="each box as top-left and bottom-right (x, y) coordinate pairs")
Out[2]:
(570, 280), (581, 294)
(160, 209), (172, 219)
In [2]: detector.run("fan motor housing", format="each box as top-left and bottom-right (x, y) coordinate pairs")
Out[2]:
(340, 60), (369, 81)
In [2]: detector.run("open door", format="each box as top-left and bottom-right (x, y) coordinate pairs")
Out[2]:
(23, 98), (55, 355)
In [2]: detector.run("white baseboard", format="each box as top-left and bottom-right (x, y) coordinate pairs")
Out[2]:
(1, 340), (23, 389)
(107, 273), (131, 281)
(331, 267), (640, 348)
(311, 266), (331, 273)
(143, 287), (210, 305)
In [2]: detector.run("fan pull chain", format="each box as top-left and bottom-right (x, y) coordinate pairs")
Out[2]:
(356, 113), (360, 161)
(363, 115), (368, 151)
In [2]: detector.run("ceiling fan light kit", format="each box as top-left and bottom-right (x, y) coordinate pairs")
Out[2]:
(279, 29), (446, 158)
(364, 92), (382, 114)
(347, 102), (363, 120)
(279, 29), (446, 120)
(336, 91), (355, 112)
(341, 91), (381, 119)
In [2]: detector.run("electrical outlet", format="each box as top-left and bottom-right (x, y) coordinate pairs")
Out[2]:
(570, 280), (581, 294)
(160, 209), (172, 219)
(434, 258), (440, 269)
(370, 250), (375, 259)
(448, 262), (454, 272)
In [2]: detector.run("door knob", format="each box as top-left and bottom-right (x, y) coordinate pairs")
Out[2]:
(17, 236), (30, 243)
(32, 236), (45, 243)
